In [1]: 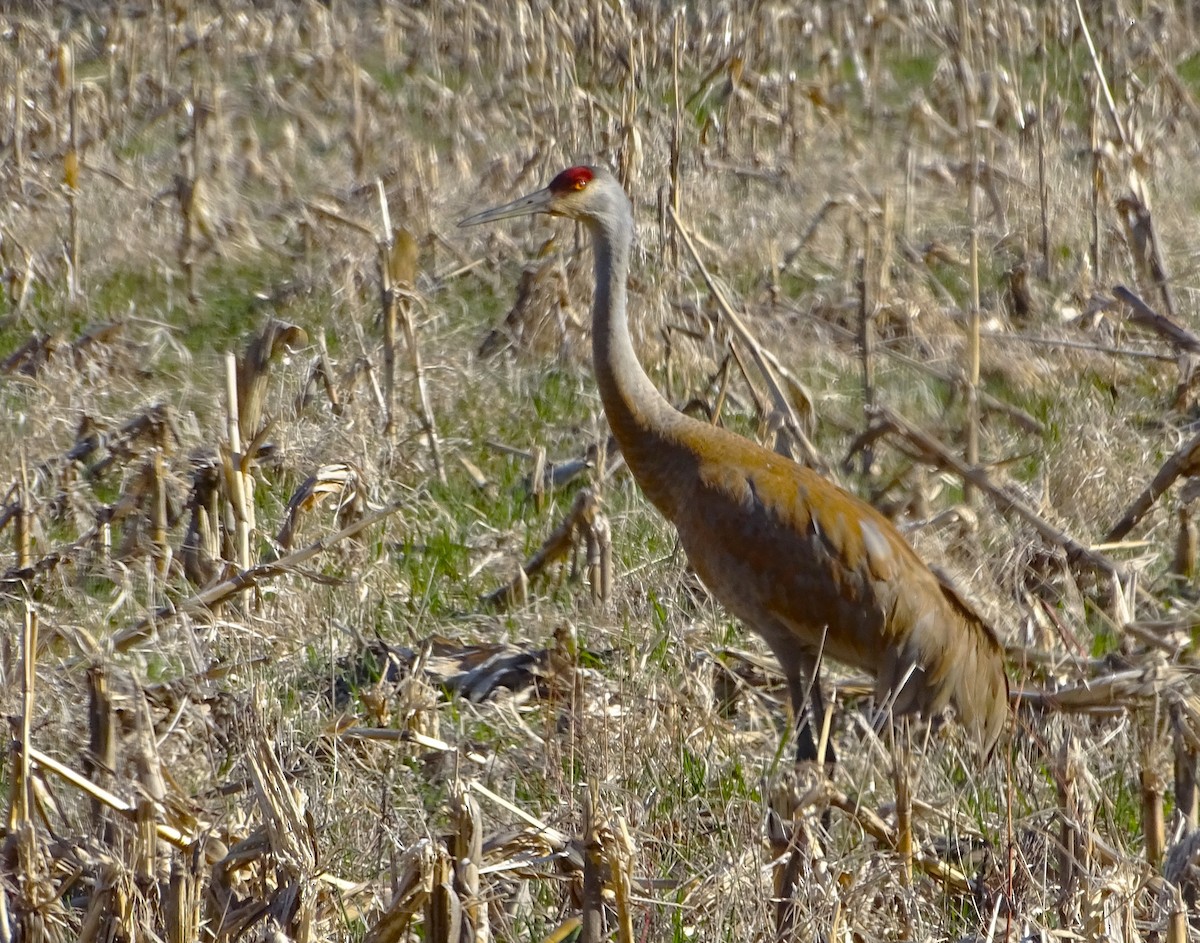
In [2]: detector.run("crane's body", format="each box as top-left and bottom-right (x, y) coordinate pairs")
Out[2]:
(461, 165), (1009, 760)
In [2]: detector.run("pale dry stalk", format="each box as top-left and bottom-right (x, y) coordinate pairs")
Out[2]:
(605, 818), (635, 943)
(377, 179), (401, 437)
(424, 844), (458, 943)
(363, 840), (435, 943)
(1171, 702), (1198, 830)
(61, 41), (81, 301)
(10, 607), (36, 833)
(856, 229), (875, 475)
(150, 448), (170, 577)
(451, 787), (488, 943)
(376, 180), (445, 482)
(223, 351), (254, 591)
(85, 666), (115, 839)
(893, 722), (914, 892)
(580, 786), (604, 943)
(164, 854), (201, 943)
(1141, 733), (1166, 870)
(15, 457), (31, 570)
(955, 0), (982, 504)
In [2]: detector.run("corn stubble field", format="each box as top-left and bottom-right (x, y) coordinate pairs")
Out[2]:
(3, 0), (1200, 940)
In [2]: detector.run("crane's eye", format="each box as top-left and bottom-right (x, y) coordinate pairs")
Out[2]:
(573, 178), (588, 191)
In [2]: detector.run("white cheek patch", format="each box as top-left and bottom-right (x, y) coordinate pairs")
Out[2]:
(859, 519), (897, 581)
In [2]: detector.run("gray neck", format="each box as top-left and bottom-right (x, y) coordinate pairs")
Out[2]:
(587, 209), (690, 512)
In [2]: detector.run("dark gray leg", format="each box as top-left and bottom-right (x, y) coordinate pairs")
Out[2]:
(789, 654), (837, 768)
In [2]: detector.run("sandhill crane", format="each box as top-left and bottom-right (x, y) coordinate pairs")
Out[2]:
(460, 165), (1009, 763)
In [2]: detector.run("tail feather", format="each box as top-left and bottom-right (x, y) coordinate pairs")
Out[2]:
(934, 578), (1009, 757)
(881, 571), (1010, 758)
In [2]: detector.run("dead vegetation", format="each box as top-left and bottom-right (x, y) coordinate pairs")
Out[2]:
(1, 1), (1200, 940)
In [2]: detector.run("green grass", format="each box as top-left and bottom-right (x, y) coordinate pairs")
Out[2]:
(887, 53), (939, 93)
(1178, 50), (1200, 93)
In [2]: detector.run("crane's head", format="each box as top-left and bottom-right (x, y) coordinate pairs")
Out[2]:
(458, 165), (624, 229)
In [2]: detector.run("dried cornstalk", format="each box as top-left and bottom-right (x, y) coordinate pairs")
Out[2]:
(857, 238), (875, 475)
(425, 845), (460, 943)
(223, 351), (254, 584)
(580, 787), (604, 943)
(955, 0), (981, 503)
(1022, 668), (1198, 747)
(1171, 505), (1197, 582)
(1163, 878), (1187, 943)
(176, 86), (213, 303)
(134, 796), (158, 886)
(1141, 737), (1166, 869)
(238, 320), (308, 441)
(1113, 285), (1200, 355)
(10, 607), (37, 832)
(605, 819), (635, 943)
(587, 509), (611, 605)
(248, 731), (316, 874)
(180, 457), (222, 586)
(452, 788), (488, 943)
(529, 445), (546, 510)
(376, 181), (445, 482)
(1117, 185), (1177, 321)
(1172, 701), (1199, 830)
(377, 182), (406, 434)
(276, 462), (365, 551)
(77, 859), (131, 942)
(893, 723), (914, 891)
(485, 488), (610, 609)
(130, 684), (167, 805)
(1073, 0), (1127, 145)
(16, 457), (31, 570)
(86, 666), (116, 838)
(314, 329), (343, 414)
(1055, 733), (1087, 922)
(364, 840), (435, 943)
(164, 853), (201, 943)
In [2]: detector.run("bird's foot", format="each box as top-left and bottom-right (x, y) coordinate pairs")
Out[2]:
(769, 761), (834, 836)
(766, 781), (835, 939)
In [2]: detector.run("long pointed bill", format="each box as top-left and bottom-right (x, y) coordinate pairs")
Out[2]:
(458, 186), (554, 227)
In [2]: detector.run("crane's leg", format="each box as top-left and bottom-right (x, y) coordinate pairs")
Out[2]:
(788, 654), (837, 768)
(787, 655), (836, 836)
